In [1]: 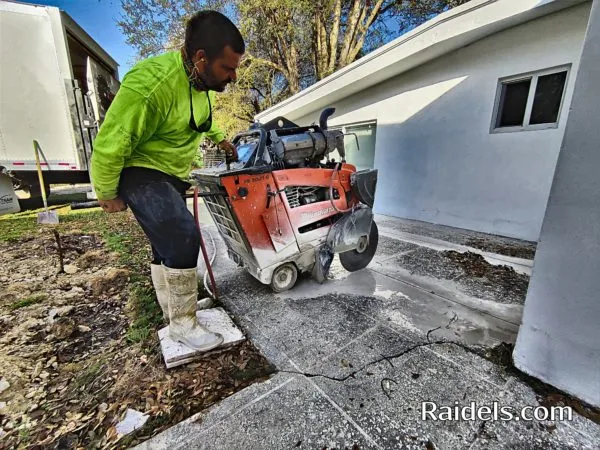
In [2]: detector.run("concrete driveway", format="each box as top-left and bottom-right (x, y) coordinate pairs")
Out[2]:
(136, 213), (600, 449)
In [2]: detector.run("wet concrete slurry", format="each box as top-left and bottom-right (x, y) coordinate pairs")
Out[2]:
(136, 215), (599, 449)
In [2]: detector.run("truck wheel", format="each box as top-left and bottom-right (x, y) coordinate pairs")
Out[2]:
(339, 221), (379, 272)
(270, 263), (298, 293)
(25, 180), (51, 199)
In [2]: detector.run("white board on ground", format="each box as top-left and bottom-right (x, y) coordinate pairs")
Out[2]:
(158, 307), (245, 369)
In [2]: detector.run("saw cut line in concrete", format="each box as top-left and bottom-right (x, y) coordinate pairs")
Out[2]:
(369, 265), (523, 326)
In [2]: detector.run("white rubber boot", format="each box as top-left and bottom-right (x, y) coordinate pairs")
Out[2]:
(163, 266), (223, 351)
(150, 264), (169, 323)
(153, 264), (212, 318)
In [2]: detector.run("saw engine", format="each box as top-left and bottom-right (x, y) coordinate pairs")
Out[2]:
(191, 107), (378, 292)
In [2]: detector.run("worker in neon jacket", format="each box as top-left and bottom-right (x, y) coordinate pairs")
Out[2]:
(90, 11), (243, 353)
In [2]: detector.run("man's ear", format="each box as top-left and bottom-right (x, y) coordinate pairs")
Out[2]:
(193, 49), (207, 64)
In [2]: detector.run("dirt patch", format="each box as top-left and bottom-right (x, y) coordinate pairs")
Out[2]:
(394, 247), (530, 304)
(0, 211), (275, 448)
(443, 250), (530, 303)
(465, 237), (536, 260)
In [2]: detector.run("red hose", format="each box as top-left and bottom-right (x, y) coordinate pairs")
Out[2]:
(193, 187), (219, 300)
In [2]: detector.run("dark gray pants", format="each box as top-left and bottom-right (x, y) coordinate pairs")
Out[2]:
(119, 175), (200, 269)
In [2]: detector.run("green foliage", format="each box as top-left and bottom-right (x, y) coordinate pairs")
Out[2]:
(74, 358), (106, 389)
(102, 229), (162, 347)
(126, 284), (163, 345)
(11, 294), (47, 311)
(118, 0), (471, 132)
(0, 216), (38, 242)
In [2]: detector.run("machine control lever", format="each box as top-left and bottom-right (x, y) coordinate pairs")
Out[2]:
(266, 185), (284, 209)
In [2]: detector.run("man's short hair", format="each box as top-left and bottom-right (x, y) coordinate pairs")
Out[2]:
(184, 10), (245, 60)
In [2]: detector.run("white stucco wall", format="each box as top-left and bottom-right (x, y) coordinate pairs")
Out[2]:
(513, 0), (600, 408)
(294, 3), (590, 241)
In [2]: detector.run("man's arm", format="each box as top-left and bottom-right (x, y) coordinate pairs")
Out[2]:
(205, 117), (238, 162)
(90, 87), (162, 205)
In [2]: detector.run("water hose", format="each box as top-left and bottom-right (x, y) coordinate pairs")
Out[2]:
(193, 187), (218, 300)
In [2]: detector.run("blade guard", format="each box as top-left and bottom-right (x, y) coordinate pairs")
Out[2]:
(351, 169), (378, 208)
(327, 207), (374, 254)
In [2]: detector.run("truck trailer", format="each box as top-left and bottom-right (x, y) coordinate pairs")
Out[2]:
(0, 0), (120, 198)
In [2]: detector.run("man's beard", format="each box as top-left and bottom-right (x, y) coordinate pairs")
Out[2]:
(198, 65), (230, 92)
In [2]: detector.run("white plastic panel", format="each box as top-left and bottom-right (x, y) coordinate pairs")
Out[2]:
(0, 5), (77, 168)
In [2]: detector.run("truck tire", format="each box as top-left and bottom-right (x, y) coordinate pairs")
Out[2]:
(25, 179), (51, 199)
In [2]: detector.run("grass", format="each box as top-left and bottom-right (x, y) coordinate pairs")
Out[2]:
(126, 284), (163, 345)
(101, 229), (164, 346)
(1, 206), (163, 350)
(0, 216), (39, 242)
(75, 358), (106, 389)
(18, 426), (30, 443)
(10, 294), (48, 310)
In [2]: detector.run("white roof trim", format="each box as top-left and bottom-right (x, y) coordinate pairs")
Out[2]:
(256, 0), (588, 122)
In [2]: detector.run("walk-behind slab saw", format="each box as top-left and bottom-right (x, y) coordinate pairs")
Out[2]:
(190, 108), (379, 293)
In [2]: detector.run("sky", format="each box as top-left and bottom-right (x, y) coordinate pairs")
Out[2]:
(31, 0), (137, 79)
(27, 1), (410, 82)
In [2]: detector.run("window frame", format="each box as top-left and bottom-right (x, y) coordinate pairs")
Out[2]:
(328, 120), (377, 170)
(490, 64), (571, 134)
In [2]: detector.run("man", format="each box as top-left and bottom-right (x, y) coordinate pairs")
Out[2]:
(90, 11), (243, 352)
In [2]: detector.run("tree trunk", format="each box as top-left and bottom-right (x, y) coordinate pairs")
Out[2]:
(326, 0), (342, 77)
(338, 0), (362, 67)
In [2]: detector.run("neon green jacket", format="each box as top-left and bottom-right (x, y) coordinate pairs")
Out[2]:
(90, 51), (225, 200)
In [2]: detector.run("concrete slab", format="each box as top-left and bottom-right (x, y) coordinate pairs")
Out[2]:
(373, 244), (529, 305)
(158, 307), (245, 369)
(311, 346), (507, 449)
(500, 377), (600, 444)
(241, 294), (380, 371)
(312, 344), (597, 450)
(134, 373), (378, 450)
(370, 255), (524, 326)
(138, 223), (600, 450)
(377, 225), (534, 276)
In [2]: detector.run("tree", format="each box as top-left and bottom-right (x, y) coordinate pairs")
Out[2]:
(212, 60), (287, 136)
(310, 0), (470, 79)
(118, 0), (471, 135)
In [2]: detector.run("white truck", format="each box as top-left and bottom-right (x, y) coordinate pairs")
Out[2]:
(0, 0), (120, 203)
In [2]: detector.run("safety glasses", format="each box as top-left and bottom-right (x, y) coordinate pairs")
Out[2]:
(189, 83), (212, 133)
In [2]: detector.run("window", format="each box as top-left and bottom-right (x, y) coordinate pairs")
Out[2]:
(491, 66), (570, 132)
(329, 122), (377, 171)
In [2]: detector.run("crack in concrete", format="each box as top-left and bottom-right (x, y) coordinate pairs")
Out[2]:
(279, 339), (482, 383)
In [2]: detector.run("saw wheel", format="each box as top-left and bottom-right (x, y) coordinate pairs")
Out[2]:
(339, 221), (379, 272)
(270, 263), (298, 293)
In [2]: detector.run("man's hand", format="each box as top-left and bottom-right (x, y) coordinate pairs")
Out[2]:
(218, 140), (238, 163)
(99, 197), (127, 213)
